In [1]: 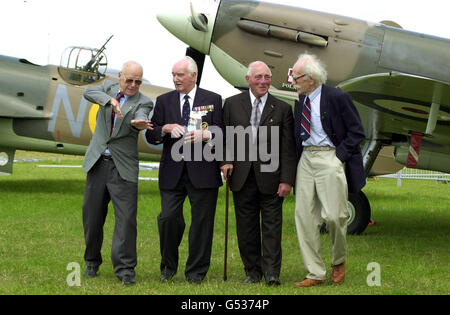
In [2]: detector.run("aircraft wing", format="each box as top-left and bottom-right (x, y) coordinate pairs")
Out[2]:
(266, 72), (450, 174)
(338, 72), (450, 172)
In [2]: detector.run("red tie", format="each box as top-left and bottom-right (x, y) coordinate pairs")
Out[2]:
(111, 93), (124, 136)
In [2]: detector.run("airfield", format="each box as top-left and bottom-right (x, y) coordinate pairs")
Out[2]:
(0, 151), (448, 295)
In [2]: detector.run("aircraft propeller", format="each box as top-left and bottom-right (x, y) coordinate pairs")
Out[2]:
(186, 2), (208, 85)
(189, 2), (208, 32)
(186, 46), (206, 86)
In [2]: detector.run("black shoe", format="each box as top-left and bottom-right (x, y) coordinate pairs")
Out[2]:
(160, 269), (175, 282)
(84, 266), (99, 278)
(243, 275), (261, 284)
(120, 275), (135, 286)
(265, 275), (281, 286)
(187, 277), (203, 284)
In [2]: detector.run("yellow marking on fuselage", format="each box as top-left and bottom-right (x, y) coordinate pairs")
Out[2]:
(88, 104), (99, 134)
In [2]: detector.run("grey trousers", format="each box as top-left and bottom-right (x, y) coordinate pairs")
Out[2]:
(82, 156), (138, 278)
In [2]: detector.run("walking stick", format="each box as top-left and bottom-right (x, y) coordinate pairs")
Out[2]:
(223, 179), (229, 281)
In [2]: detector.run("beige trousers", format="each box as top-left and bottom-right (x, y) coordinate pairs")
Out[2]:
(294, 149), (348, 280)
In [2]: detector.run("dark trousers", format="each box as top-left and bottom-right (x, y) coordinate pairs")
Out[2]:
(158, 167), (218, 280)
(232, 168), (284, 279)
(82, 156), (138, 278)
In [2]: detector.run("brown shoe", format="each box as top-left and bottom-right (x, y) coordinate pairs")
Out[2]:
(331, 261), (346, 285)
(294, 278), (325, 288)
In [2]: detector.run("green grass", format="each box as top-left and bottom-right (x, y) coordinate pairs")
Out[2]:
(0, 152), (449, 295)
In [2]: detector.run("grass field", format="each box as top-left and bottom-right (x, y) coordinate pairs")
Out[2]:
(0, 151), (449, 295)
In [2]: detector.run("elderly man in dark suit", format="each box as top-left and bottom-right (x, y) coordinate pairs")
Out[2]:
(291, 53), (366, 288)
(145, 56), (222, 284)
(221, 61), (297, 286)
(82, 61), (153, 285)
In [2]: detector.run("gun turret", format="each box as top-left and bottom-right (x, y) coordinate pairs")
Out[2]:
(83, 35), (113, 72)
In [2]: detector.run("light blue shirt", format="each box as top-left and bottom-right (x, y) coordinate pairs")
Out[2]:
(302, 85), (334, 148)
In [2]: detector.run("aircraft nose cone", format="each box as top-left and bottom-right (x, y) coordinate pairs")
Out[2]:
(157, 12), (213, 55)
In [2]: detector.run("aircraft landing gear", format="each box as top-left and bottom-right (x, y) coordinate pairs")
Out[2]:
(347, 191), (371, 235)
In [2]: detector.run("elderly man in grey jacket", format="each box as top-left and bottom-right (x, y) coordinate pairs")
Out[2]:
(81, 61), (153, 285)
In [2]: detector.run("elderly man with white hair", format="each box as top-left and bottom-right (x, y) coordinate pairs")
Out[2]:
(291, 53), (366, 287)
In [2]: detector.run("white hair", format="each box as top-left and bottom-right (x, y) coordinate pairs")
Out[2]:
(247, 61), (272, 77)
(296, 53), (327, 85)
(183, 56), (198, 76)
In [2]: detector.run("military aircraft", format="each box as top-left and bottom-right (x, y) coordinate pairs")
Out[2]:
(0, 36), (168, 176)
(157, 0), (450, 234)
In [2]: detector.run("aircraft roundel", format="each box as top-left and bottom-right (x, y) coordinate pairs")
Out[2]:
(88, 104), (100, 134)
(350, 92), (450, 125)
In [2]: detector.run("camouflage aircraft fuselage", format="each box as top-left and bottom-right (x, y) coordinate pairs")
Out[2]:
(0, 55), (168, 173)
(158, 0), (450, 173)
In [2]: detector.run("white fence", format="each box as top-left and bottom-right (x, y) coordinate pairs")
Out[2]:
(379, 168), (450, 186)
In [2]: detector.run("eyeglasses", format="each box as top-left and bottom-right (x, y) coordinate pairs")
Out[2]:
(292, 74), (308, 81)
(123, 76), (143, 85)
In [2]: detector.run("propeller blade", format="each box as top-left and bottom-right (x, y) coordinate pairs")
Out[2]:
(190, 2), (208, 32)
(186, 46), (205, 86)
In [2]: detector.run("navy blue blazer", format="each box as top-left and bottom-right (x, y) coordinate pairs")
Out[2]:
(145, 88), (223, 190)
(294, 85), (366, 193)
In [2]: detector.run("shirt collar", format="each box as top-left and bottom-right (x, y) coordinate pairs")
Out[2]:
(249, 90), (268, 106)
(305, 85), (322, 104)
(180, 85), (197, 103)
(117, 92), (129, 104)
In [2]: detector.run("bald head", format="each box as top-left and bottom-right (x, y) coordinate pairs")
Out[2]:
(119, 61), (144, 96)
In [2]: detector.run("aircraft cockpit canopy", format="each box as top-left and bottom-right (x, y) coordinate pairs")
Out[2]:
(58, 46), (108, 85)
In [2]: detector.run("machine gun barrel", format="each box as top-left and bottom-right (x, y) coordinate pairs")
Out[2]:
(83, 35), (113, 72)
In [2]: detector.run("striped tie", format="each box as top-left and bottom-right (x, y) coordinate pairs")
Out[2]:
(300, 96), (311, 141)
(251, 98), (261, 128)
(251, 98), (261, 143)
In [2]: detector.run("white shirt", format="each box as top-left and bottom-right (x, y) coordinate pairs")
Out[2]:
(249, 90), (268, 119)
(302, 85), (335, 148)
(179, 85), (197, 116)
(174, 85), (212, 142)
(249, 91), (268, 142)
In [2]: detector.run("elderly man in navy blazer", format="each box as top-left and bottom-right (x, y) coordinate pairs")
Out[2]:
(145, 56), (222, 284)
(291, 54), (366, 288)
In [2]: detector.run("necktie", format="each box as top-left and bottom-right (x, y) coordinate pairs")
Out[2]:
(251, 98), (261, 128)
(251, 98), (261, 143)
(111, 92), (124, 136)
(300, 96), (311, 141)
(181, 95), (190, 126)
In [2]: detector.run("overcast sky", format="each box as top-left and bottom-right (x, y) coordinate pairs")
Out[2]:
(2, 0), (449, 98)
